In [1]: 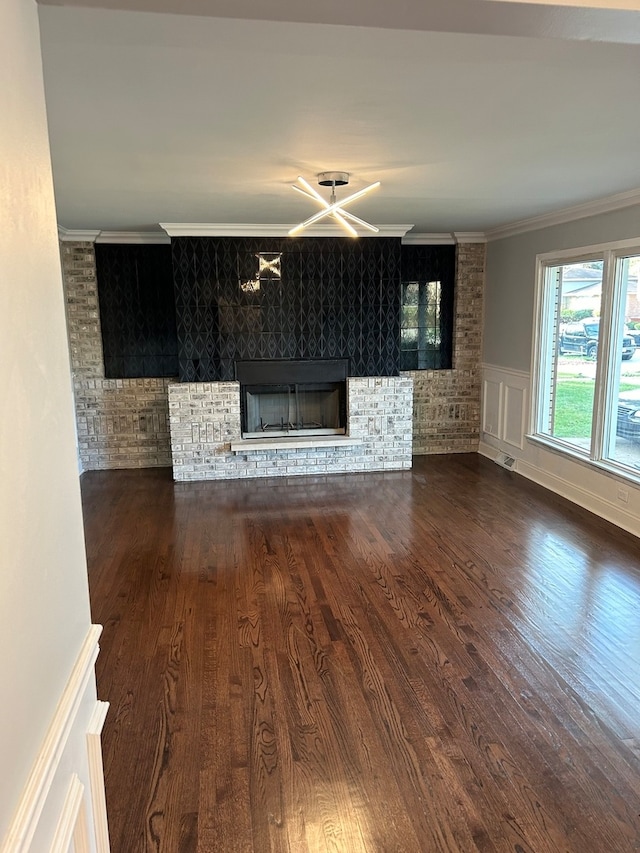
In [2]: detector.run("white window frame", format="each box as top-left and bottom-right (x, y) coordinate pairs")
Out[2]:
(530, 236), (640, 484)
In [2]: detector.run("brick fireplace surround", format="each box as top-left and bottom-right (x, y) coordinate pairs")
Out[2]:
(60, 241), (484, 476)
(168, 376), (413, 481)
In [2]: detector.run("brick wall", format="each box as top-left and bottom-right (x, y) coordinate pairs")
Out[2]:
(60, 242), (104, 379)
(61, 238), (484, 470)
(60, 241), (173, 470)
(403, 242), (485, 454)
(168, 377), (413, 481)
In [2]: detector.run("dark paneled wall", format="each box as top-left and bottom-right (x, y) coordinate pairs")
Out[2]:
(172, 237), (402, 381)
(95, 243), (178, 378)
(94, 239), (456, 382)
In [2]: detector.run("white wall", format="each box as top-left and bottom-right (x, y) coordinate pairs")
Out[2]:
(481, 204), (640, 538)
(0, 0), (108, 849)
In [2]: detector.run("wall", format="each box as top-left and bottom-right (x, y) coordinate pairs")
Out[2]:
(61, 241), (174, 470)
(63, 239), (485, 467)
(172, 236), (402, 381)
(481, 204), (640, 537)
(484, 204), (640, 373)
(404, 242), (485, 454)
(95, 243), (177, 378)
(0, 1), (107, 849)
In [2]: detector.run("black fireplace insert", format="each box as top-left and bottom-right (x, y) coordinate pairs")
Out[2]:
(235, 359), (349, 438)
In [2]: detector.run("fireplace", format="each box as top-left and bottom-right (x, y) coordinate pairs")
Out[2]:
(235, 359), (348, 439)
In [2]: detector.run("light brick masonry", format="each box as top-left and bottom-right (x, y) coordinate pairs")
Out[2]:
(61, 241), (173, 470)
(74, 377), (174, 469)
(402, 242), (485, 454)
(169, 377), (413, 481)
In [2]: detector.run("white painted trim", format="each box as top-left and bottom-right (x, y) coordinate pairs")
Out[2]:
(50, 775), (87, 853)
(401, 232), (455, 245)
(535, 235), (640, 263)
(72, 791), (91, 853)
(453, 231), (487, 244)
(481, 362), (531, 379)
(58, 227), (100, 243)
(1, 625), (103, 853)
(485, 187), (640, 242)
(86, 702), (110, 853)
(482, 377), (503, 439)
(58, 228), (170, 244)
(502, 384), (527, 450)
(481, 364), (530, 447)
(95, 231), (170, 244)
(159, 222), (414, 238)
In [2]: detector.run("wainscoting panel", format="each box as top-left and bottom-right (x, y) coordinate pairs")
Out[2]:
(481, 365), (529, 448)
(1, 626), (110, 853)
(503, 384), (527, 450)
(50, 775), (90, 853)
(479, 363), (640, 539)
(482, 378), (502, 439)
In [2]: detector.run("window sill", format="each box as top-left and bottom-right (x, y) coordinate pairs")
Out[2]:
(527, 433), (640, 487)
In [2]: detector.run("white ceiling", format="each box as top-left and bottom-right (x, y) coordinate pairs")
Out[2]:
(37, 0), (640, 236)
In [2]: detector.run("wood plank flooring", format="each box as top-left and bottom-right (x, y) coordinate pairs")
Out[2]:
(82, 454), (640, 852)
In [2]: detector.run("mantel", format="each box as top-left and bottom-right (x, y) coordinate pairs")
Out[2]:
(230, 436), (363, 453)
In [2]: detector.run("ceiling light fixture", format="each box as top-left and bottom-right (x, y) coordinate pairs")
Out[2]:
(288, 172), (380, 238)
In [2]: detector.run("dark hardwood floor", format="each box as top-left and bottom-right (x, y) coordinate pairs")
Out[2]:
(82, 454), (640, 852)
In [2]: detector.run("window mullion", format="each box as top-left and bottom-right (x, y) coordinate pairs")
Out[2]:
(591, 250), (615, 461)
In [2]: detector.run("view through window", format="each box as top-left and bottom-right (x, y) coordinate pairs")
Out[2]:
(534, 245), (640, 478)
(400, 280), (443, 370)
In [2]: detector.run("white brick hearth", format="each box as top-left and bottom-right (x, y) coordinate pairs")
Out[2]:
(169, 377), (413, 481)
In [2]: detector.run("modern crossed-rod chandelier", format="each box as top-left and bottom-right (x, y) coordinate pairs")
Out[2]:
(288, 172), (380, 238)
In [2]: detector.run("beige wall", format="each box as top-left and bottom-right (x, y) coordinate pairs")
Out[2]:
(0, 0), (97, 844)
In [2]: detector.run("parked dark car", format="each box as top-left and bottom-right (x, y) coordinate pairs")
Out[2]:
(627, 328), (640, 348)
(617, 388), (640, 441)
(559, 318), (635, 360)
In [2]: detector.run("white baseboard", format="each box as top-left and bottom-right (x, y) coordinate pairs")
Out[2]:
(479, 440), (640, 538)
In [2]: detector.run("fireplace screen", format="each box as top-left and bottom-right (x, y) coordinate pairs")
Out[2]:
(236, 359), (348, 439)
(245, 383), (344, 437)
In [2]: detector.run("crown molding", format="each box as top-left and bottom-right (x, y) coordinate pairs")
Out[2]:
(96, 231), (170, 244)
(452, 232), (487, 244)
(57, 227), (170, 244)
(57, 226), (100, 243)
(486, 187), (640, 242)
(401, 232), (456, 245)
(160, 222), (415, 238)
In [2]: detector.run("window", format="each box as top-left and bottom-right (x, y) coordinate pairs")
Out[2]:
(401, 281), (443, 369)
(400, 244), (455, 370)
(532, 240), (640, 479)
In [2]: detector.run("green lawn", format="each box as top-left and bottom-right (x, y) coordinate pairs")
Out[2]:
(553, 378), (637, 438)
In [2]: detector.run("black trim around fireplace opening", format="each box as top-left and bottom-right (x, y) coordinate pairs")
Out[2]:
(235, 359), (349, 438)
